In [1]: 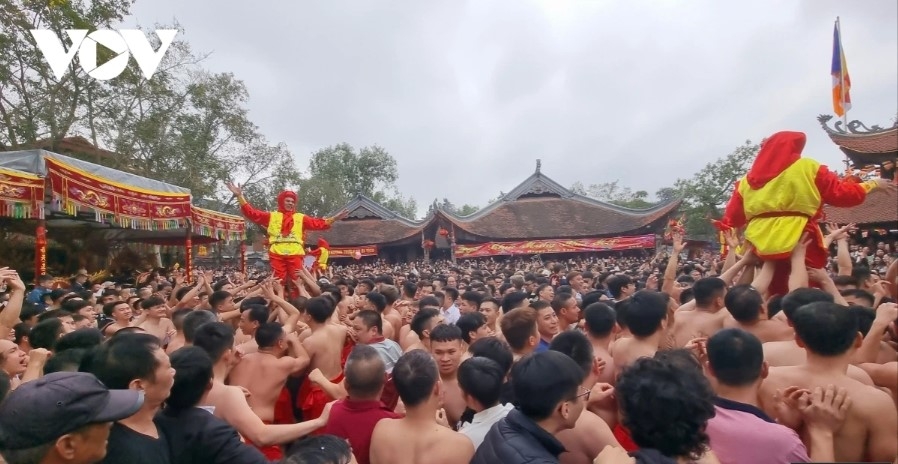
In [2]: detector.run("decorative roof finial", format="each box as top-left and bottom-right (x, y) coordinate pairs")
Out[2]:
(536, 159), (541, 174)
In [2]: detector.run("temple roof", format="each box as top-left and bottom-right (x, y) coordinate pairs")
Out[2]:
(823, 188), (898, 225)
(307, 194), (426, 247)
(436, 161), (680, 240)
(817, 115), (898, 167)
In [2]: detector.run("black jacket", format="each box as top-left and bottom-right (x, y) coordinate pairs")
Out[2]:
(471, 409), (566, 464)
(155, 407), (271, 464)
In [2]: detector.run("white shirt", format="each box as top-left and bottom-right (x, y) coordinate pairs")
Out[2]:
(459, 403), (514, 450)
(442, 305), (461, 324)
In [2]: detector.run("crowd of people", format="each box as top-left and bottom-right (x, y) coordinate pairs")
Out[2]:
(0, 220), (896, 463)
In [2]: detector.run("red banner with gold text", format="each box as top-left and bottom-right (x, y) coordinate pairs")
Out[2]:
(192, 206), (246, 242)
(454, 235), (656, 258)
(329, 246), (378, 258)
(0, 167), (45, 219)
(46, 157), (190, 230)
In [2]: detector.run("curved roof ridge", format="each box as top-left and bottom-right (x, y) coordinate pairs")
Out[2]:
(335, 193), (427, 227)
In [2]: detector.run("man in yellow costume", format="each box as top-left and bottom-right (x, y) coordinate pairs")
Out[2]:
(227, 182), (346, 294)
(715, 131), (894, 296)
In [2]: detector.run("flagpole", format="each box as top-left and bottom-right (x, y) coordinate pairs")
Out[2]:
(837, 16), (848, 127)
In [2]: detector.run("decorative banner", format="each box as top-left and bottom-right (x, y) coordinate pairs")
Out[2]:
(329, 246), (378, 258)
(35, 223), (47, 278)
(0, 167), (45, 219)
(454, 235), (656, 259)
(191, 206), (246, 242)
(46, 157), (190, 230)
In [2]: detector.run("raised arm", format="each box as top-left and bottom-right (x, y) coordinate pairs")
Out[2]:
(302, 209), (349, 232)
(227, 181), (271, 228)
(815, 166), (885, 207)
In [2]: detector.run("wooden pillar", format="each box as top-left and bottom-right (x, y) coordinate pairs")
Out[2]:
(185, 226), (193, 284)
(34, 219), (47, 279)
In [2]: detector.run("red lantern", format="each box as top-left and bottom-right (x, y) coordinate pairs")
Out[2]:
(353, 251), (362, 260)
(438, 227), (449, 237)
(423, 239), (435, 250)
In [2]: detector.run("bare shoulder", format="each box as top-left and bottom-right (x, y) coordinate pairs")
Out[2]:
(371, 418), (400, 438)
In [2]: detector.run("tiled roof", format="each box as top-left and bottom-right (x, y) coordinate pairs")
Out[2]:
(817, 115), (898, 167)
(823, 188), (898, 225)
(305, 195), (425, 246)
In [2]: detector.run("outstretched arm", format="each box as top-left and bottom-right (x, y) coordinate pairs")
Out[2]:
(815, 165), (879, 207)
(227, 181), (271, 227)
(302, 209), (349, 231)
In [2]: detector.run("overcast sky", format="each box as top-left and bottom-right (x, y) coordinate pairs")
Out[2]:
(127, 0), (898, 216)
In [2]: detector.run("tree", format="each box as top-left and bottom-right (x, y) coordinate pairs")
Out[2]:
(571, 180), (654, 209)
(299, 143), (416, 218)
(456, 204), (479, 216)
(658, 140), (759, 236)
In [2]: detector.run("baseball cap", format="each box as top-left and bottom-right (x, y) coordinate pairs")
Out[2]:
(0, 372), (144, 450)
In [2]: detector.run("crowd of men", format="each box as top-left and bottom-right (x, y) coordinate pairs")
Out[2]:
(0, 227), (896, 464)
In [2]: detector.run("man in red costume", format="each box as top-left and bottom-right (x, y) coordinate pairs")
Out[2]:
(227, 182), (346, 295)
(715, 131), (894, 296)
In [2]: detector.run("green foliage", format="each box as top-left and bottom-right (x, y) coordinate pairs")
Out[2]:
(300, 143), (416, 219)
(571, 180), (655, 209)
(658, 140), (759, 236)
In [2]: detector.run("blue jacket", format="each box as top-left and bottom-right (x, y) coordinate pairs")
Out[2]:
(471, 409), (566, 464)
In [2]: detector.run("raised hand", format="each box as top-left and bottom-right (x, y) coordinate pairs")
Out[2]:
(225, 181), (243, 197)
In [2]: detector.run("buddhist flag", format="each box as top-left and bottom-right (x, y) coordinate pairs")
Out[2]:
(831, 18), (851, 117)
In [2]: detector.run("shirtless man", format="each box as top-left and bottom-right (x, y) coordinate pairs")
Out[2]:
(137, 296), (176, 347)
(428, 324), (467, 427)
(192, 322), (327, 461)
(378, 285), (405, 340)
(498, 307), (539, 361)
(300, 296), (350, 421)
(228, 322), (311, 423)
(722, 285), (793, 343)
(404, 307), (443, 353)
(369, 350), (475, 464)
(759, 302), (898, 462)
(100, 300), (133, 337)
(549, 331), (620, 464)
(363, 292), (395, 340)
(581, 302), (617, 425)
(669, 278), (728, 348)
(479, 297), (501, 334)
(611, 291), (669, 375)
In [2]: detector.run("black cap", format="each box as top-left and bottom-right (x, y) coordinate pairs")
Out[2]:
(0, 372), (144, 450)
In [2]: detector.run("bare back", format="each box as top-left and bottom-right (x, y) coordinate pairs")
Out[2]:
(724, 317), (794, 343)
(611, 337), (657, 377)
(760, 365), (898, 462)
(557, 409), (619, 464)
(228, 353), (293, 421)
(670, 310), (726, 348)
(303, 324), (347, 379)
(370, 418), (474, 464)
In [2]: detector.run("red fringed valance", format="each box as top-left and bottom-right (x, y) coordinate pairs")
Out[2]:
(46, 157), (190, 229)
(0, 168), (45, 219)
(192, 206), (246, 242)
(454, 235), (656, 259)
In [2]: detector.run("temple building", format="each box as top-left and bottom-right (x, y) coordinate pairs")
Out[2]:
(818, 115), (897, 230)
(307, 161), (682, 263)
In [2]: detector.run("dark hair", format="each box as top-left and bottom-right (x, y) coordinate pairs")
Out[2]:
(243, 304), (270, 326)
(724, 285), (763, 323)
(766, 294), (784, 318)
(29, 318), (63, 350)
(208, 290), (232, 309)
(617, 356), (715, 460)
(37, 309), (72, 323)
(12, 322), (30, 346)
(171, 308), (192, 330)
(355, 309), (383, 334)
(614, 299), (630, 330)
(549, 330), (594, 375)
(841, 289), (875, 307)
(458, 357), (504, 408)
(550, 293), (575, 314)
(284, 435), (353, 464)
(393, 350), (438, 407)
(442, 287), (459, 301)
(512, 351), (584, 421)
(480, 297), (501, 310)
(456, 312), (487, 344)
(606, 275), (633, 299)
(306, 296), (335, 323)
(140, 295), (166, 310)
(679, 287), (695, 305)
(61, 299), (89, 313)
(44, 348), (88, 374)
(500, 307), (538, 351)
(707, 328), (764, 386)
(80, 333), (161, 389)
(429, 324), (463, 344)
(623, 291), (668, 337)
(468, 337), (513, 376)
(255, 322), (285, 349)
(848, 306), (876, 336)
(344, 344), (385, 398)
(193, 322), (235, 362)
(580, 291), (606, 309)
(410, 307), (440, 338)
(692, 278), (726, 307)
(501, 292), (529, 313)
(781, 288), (833, 322)
(240, 296), (268, 310)
(167, 346), (213, 412)
(418, 295), (441, 309)
(55, 328), (102, 352)
(460, 291), (483, 307)
(183, 310), (218, 343)
(583, 303), (615, 338)
(365, 292), (387, 313)
(792, 302), (858, 356)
